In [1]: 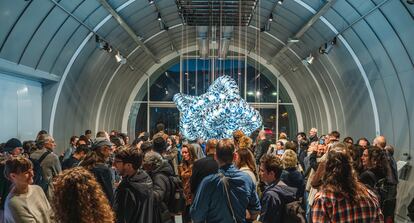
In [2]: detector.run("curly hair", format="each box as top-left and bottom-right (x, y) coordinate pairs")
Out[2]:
(281, 149), (298, 169)
(322, 143), (369, 203)
(52, 167), (115, 223)
(233, 130), (245, 147)
(366, 146), (390, 179)
(238, 136), (253, 150)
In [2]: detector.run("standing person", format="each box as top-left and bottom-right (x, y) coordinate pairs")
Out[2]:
(61, 144), (89, 170)
(280, 149), (304, 199)
(53, 167), (115, 223)
(3, 157), (52, 223)
(85, 129), (93, 145)
(190, 139), (261, 223)
(113, 149), (154, 223)
(179, 143), (197, 223)
(311, 145), (384, 222)
(190, 139), (219, 195)
(30, 134), (61, 199)
(255, 130), (271, 165)
(308, 128), (318, 143)
(259, 154), (297, 223)
(235, 148), (258, 186)
(143, 151), (175, 223)
(80, 138), (114, 204)
(165, 136), (179, 175)
(61, 136), (78, 162)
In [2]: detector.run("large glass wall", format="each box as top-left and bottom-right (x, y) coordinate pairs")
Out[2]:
(129, 55), (297, 140)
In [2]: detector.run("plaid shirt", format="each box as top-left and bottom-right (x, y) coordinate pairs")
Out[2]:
(311, 189), (384, 223)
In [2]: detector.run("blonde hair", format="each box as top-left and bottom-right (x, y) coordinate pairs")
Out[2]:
(238, 136), (253, 150)
(281, 149), (298, 169)
(52, 167), (115, 223)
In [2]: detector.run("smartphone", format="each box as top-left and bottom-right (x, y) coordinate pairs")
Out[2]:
(319, 138), (325, 145)
(277, 149), (285, 155)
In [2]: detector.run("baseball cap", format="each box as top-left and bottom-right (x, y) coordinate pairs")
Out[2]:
(3, 138), (23, 153)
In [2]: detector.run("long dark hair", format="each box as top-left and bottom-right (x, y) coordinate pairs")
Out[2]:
(366, 146), (391, 179)
(322, 143), (369, 203)
(235, 148), (257, 174)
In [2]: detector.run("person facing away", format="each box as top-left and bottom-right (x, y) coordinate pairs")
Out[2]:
(143, 150), (175, 223)
(3, 157), (52, 223)
(259, 154), (297, 223)
(311, 143), (384, 222)
(112, 148), (154, 223)
(80, 138), (114, 204)
(190, 138), (261, 223)
(30, 134), (62, 199)
(52, 167), (115, 223)
(190, 139), (219, 195)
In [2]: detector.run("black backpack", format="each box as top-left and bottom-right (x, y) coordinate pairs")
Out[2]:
(165, 175), (186, 214)
(30, 151), (51, 192)
(275, 188), (306, 223)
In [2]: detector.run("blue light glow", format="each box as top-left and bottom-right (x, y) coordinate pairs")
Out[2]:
(173, 75), (262, 140)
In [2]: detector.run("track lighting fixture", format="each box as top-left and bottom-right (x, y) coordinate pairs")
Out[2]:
(103, 42), (112, 53)
(148, 0), (154, 4)
(157, 12), (162, 21)
(318, 37), (337, 54)
(303, 54), (314, 65)
(115, 51), (127, 64)
(278, 0), (284, 5)
(95, 35), (105, 49)
(269, 13), (273, 22)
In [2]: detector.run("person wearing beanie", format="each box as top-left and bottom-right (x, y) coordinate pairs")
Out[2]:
(3, 138), (23, 156)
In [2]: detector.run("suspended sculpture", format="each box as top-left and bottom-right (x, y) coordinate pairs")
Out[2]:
(173, 75), (262, 140)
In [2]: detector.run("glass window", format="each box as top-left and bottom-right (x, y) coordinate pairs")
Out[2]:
(257, 108), (277, 141)
(149, 107), (180, 136)
(246, 66), (277, 103)
(279, 105), (297, 140)
(279, 82), (292, 103)
(135, 103), (148, 134)
(134, 79), (148, 102)
(150, 68), (180, 101)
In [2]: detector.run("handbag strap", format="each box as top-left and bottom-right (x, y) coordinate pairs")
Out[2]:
(218, 173), (238, 223)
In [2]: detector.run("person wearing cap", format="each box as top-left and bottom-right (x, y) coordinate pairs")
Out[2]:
(2, 138), (23, 156)
(80, 138), (114, 204)
(30, 134), (61, 200)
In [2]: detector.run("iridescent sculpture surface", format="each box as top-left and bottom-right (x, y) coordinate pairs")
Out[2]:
(173, 75), (262, 140)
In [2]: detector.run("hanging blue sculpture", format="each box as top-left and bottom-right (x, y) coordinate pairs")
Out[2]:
(173, 75), (262, 140)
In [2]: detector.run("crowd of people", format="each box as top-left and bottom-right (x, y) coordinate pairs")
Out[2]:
(0, 123), (401, 223)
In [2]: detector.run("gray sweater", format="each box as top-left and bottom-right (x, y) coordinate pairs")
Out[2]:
(30, 148), (62, 199)
(4, 185), (52, 223)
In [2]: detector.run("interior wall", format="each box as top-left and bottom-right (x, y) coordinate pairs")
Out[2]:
(0, 73), (42, 142)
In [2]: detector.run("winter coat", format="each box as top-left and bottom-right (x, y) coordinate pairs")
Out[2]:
(113, 169), (154, 223)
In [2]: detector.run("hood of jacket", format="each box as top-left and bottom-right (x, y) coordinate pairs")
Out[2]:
(123, 169), (153, 195)
(152, 159), (174, 177)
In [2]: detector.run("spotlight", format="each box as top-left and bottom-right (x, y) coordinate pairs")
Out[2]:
(407, 0), (414, 4)
(287, 38), (299, 43)
(159, 20), (165, 30)
(269, 13), (273, 22)
(148, 0), (154, 4)
(303, 54), (314, 65)
(95, 35), (104, 49)
(115, 52), (127, 64)
(157, 13), (162, 21)
(278, 0), (283, 5)
(103, 42), (112, 52)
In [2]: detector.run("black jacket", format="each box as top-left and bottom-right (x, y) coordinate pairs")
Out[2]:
(280, 168), (305, 199)
(260, 181), (297, 223)
(190, 155), (218, 194)
(90, 163), (114, 204)
(113, 169), (154, 223)
(149, 160), (175, 223)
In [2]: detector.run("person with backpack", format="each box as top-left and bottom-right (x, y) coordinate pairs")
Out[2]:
(30, 134), (61, 200)
(190, 139), (261, 223)
(143, 151), (175, 223)
(178, 143), (198, 223)
(259, 154), (302, 223)
(112, 148), (154, 223)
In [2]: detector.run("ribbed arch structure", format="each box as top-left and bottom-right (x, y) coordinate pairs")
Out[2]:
(1, 0), (414, 218)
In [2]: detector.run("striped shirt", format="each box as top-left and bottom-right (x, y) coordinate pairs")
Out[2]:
(311, 189), (384, 223)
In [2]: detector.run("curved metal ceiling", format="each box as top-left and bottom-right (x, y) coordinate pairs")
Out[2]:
(1, 0), (414, 216)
